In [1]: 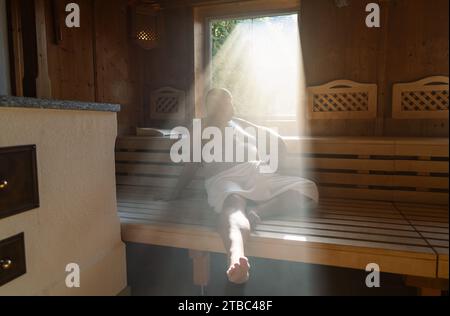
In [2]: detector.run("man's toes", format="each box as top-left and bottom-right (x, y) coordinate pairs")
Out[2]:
(239, 257), (249, 269)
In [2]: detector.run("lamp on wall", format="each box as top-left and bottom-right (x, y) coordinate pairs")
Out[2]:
(334, 0), (350, 8)
(129, 2), (163, 50)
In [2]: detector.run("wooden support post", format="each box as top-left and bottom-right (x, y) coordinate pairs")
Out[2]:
(189, 250), (210, 295)
(9, 0), (24, 96)
(35, 0), (52, 98)
(405, 276), (448, 296)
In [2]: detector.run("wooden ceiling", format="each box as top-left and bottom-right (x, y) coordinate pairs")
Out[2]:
(129, 0), (256, 9)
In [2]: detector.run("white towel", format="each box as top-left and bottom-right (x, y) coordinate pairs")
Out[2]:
(204, 161), (319, 213)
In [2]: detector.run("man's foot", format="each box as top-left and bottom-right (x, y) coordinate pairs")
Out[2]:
(227, 257), (250, 284)
(246, 208), (261, 230)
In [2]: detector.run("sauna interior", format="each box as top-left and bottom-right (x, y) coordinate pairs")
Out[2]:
(0, 0), (448, 296)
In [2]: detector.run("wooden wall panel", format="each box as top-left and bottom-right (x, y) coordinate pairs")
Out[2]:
(300, 0), (381, 136)
(45, 0), (95, 102)
(42, 0), (140, 135)
(384, 0), (449, 137)
(142, 5), (195, 128)
(94, 0), (141, 136)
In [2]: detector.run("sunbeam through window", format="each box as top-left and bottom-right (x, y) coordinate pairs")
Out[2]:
(210, 14), (301, 118)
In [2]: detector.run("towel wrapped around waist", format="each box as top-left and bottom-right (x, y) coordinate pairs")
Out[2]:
(204, 161), (319, 213)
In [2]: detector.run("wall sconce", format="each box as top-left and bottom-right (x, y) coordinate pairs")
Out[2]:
(130, 3), (163, 50)
(334, 0), (350, 8)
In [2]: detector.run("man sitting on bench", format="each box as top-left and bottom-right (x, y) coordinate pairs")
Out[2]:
(168, 88), (319, 284)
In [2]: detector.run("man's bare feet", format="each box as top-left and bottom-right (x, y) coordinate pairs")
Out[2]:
(247, 208), (261, 230)
(227, 257), (250, 284)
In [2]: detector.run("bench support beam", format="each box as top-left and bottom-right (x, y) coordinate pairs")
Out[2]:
(189, 250), (210, 295)
(405, 276), (448, 296)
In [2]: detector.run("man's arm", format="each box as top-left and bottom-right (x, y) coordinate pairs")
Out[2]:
(232, 117), (288, 157)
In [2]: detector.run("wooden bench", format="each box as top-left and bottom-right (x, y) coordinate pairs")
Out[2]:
(115, 136), (449, 295)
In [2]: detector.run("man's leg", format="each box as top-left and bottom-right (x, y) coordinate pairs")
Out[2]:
(247, 190), (315, 228)
(217, 194), (251, 284)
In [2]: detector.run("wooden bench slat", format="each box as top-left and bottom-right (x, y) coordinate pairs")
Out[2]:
(254, 224), (428, 247)
(413, 226), (449, 234)
(116, 151), (173, 163)
(312, 173), (448, 189)
(116, 175), (205, 189)
(320, 198), (395, 208)
(317, 207), (405, 220)
(117, 185), (206, 200)
(119, 210), (216, 228)
(420, 232), (449, 241)
(270, 214), (416, 232)
(395, 208), (449, 217)
(395, 202), (449, 211)
(398, 214), (449, 223)
(395, 160), (449, 174)
(435, 248), (449, 255)
(284, 138), (396, 156)
(284, 157), (396, 172)
(395, 144), (449, 158)
(319, 187), (449, 205)
(116, 137), (175, 151)
(257, 219), (421, 238)
(392, 175), (448, 190)
(426, 239), (450, 248)
(397, 209), (449, 219)
(116, 163), (182, 176)
(318, 205), (401, 217)
(408, 220), (449, 229)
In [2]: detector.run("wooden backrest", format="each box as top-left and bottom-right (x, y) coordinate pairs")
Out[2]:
(115, 136), (449, 205)
(392, 76), (449, 119)
(150, 87), (186, 120)
(306, 80), (378, 120)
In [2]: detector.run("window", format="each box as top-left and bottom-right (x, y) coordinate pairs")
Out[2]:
(209, 13), (300, 119)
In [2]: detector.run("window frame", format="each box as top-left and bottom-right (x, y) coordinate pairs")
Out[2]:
(193, 0), (302, 135)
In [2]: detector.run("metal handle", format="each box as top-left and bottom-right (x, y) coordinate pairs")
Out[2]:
(0, 259), (13, 270)
(0, 180), (7, 190)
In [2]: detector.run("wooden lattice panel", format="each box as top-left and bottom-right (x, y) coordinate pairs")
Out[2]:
(307, 80), (377, 119)
(150, 87), (186, 120)
(393, 76), (449, 119)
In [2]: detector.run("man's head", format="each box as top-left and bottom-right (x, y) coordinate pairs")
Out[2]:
(205, 88), (235, 125)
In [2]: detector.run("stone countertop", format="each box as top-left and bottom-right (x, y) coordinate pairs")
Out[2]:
(0, 95), (121, 112)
